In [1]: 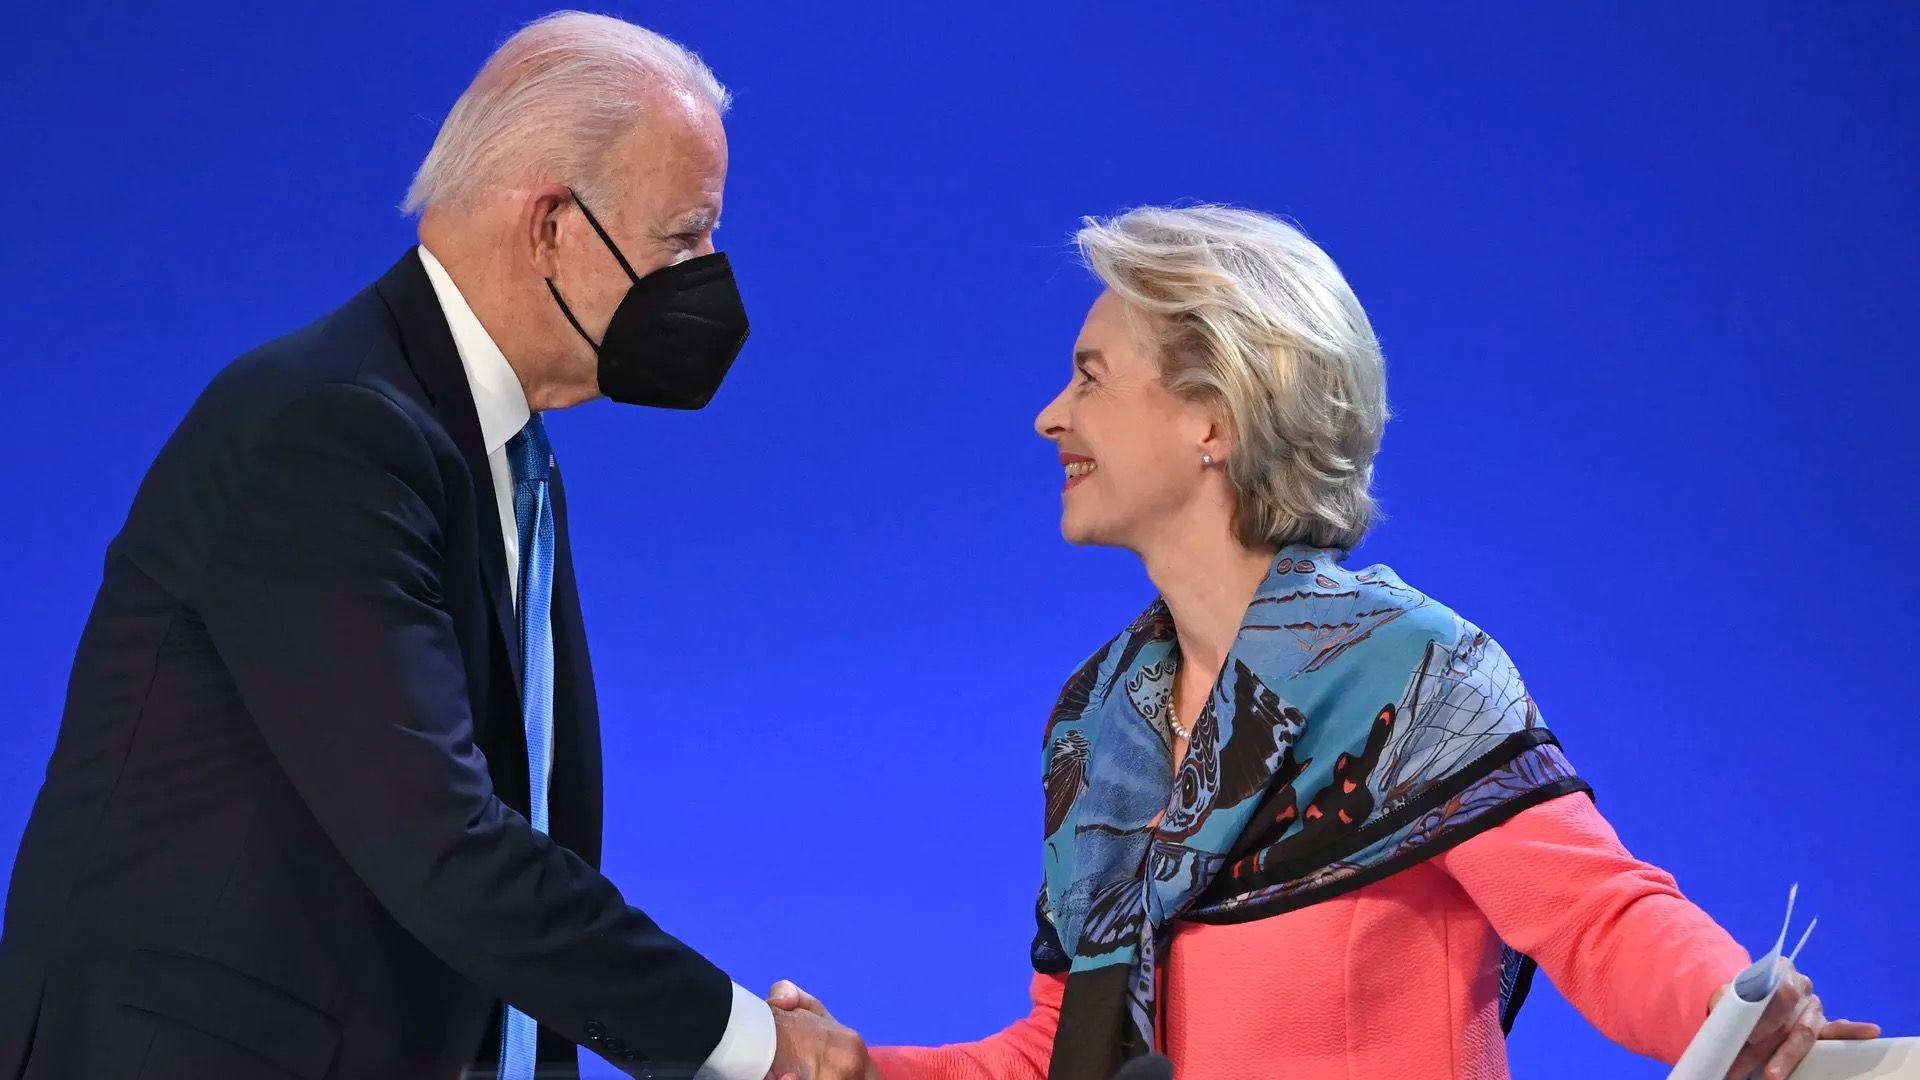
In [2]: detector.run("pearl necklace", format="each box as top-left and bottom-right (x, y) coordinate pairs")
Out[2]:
(1167, 694), (1193, 741)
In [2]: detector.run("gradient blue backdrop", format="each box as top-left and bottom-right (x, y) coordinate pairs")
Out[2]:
(5, 3), (1916, 1076)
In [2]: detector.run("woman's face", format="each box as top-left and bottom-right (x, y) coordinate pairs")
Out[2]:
(1035, 291), (1218, 551)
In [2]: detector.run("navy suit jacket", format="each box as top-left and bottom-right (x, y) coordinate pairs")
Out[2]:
(0, 251), (732, 1079)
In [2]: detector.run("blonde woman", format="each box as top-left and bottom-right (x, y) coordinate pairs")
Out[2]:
(773, 206), (1877, 1080)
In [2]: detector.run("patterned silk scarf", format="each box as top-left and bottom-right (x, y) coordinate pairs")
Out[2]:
(1035, 547), (1588, 1080)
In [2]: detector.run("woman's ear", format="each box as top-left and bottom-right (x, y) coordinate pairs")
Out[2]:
(1198, 409), (1234, 468)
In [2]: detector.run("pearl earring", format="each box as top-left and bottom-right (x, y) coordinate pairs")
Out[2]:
(1201, 453), (1215, 467)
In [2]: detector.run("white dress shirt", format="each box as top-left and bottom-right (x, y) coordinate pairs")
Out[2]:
(417, 246), (776, 1080)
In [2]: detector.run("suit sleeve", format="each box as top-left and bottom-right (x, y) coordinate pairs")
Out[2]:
(1434, 793), (1750, 1064)
(193, 383), (732, 1078)
(868, 972), (1063, 1080)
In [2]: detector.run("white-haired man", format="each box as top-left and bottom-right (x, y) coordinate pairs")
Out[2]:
(0, 12), (865, 1080)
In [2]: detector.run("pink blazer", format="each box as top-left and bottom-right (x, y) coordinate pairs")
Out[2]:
(871, 794), (1749, 1079)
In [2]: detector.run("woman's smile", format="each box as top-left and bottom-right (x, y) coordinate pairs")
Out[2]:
(1062, 452), (1097, 491)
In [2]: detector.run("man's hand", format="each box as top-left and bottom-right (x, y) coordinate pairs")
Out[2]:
(767, 981), (881, 1080)
(765, 986), (871, 1080)
(1714, 957), (1880, 1080)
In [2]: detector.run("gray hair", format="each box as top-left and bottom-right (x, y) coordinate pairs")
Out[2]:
(1076, 205), (1389, 551)
(401, 11), (730, 216)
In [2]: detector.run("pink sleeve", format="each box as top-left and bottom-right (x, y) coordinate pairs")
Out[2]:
(1434, 793), (1751, 1064)
(868, 972), (1064, 1080)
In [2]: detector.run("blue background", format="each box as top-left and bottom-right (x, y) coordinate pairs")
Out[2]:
(5, 2), (1916, 1076)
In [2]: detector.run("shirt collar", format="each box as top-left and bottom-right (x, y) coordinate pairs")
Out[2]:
(417, 244), (530, 455)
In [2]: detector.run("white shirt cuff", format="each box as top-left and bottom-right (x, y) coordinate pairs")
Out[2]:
(694, 982), (776, 1080)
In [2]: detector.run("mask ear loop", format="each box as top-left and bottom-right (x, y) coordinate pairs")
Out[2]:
(566, 187), (642, 284)
(545, 279), (601, 353)
(543, 187), (643, 352)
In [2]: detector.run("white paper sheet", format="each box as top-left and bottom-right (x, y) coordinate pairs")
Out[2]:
(1792, 1039), (1920, 1080)
(1666, 885), (1905, 1080)
(1668, 885), (1802, 1080)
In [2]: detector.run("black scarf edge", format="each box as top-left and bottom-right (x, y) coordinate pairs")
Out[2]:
(1188, 772), (1592, 925)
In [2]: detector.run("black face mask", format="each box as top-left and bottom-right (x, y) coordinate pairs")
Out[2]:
(545, 189), (749, 410)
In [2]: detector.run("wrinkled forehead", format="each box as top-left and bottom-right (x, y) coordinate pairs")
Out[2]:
(600, 91), (728, 220)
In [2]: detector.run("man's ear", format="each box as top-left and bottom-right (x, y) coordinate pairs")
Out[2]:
(519, 183), (576, 281)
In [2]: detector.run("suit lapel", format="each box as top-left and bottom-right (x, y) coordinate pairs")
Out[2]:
(372, 249), (601, 851)
(372, 251), (525, 702)
(370, 249), (526, 772)
(545, 465), (604, 865)
(441, 417), (525, 698)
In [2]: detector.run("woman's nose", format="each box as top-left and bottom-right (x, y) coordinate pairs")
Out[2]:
(1035, 387), (1070, 439)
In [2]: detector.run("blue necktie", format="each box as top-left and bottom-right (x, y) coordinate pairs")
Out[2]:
(499, 414), (555, 1080)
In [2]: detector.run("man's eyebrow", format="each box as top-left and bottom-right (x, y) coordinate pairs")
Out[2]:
(673, 209), (719, 233)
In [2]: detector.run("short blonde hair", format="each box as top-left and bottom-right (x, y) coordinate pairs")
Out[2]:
(402, 11), (730, 215)
(1076, 204), (1389, 551)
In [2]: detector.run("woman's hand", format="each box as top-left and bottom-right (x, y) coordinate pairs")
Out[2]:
(769, 981), (885, 1080)
(1716, 958), (1879, 1080)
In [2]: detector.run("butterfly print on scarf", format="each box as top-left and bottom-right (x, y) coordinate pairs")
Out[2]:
(1369, 631), (1535, 814)
(1077, 875), (1148, 957)
(1045, 729), (1091, 838)
(1160, 660), (1306, 842)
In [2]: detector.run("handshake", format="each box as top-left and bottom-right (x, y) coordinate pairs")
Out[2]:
(757, 981), (1182, 1080)
(764, 979), (876, 1080)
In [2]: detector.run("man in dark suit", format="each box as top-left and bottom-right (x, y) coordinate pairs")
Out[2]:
(0, 12), (866, 1080)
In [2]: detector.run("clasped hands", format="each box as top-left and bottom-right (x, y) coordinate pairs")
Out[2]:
(764, 979), (877, 1080)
